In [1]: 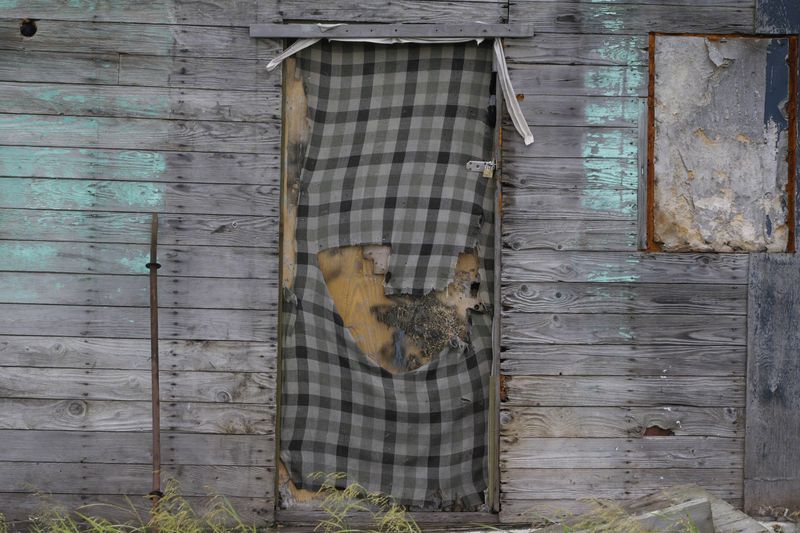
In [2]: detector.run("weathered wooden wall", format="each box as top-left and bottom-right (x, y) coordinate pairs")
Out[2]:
(0, 1), (283, 522)
(499, 0), (757, 521)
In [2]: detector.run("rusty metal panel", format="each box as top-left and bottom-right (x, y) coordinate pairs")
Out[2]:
(650, 35), (797, 252)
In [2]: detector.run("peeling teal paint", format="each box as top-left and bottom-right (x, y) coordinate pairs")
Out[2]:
(0, 243), (59, 271)
(597, 36), (643, 66)
(585, 99), (639, 126)
(0, 178), (165, 210)
(583, 67), (644, 96)
(587, 268), (640, 283)
(580, 188), (637, 216)
(27, 87), (169, 118)
(0, 147), (167, 181)
(582, 131), (638, 159)
(618, 326), (635, 340)
(583, 159), (638, 189)
(117, 254), (150, 274)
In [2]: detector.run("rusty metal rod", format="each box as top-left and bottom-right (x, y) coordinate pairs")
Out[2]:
(146, 213), (162, 506)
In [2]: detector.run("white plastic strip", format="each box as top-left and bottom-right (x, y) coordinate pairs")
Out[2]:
(493, 39), (534, 145)
(266, 36), (534, 145)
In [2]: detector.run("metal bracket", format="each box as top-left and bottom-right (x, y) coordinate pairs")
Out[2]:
(466, 160), (496, 178)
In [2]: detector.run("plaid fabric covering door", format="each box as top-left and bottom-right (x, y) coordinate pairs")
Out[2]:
(281, 41), (495, 509)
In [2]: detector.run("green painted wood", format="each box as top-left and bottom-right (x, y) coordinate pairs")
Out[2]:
(502, 282), (747, 315)
(745, 254), (800, 511)
(0, 146), (278, 184)
(0, 241), (277, 278)
(0, 0), (259, 26)
(0, 114), (279, 153)
(501, 251), (749, 284)
(0, 273), (277, 310)
(500, 406), (743, 439)
(0, 304), (275, 341)
(501, 344), (745, 376)
(503, 219), (638, 251)
(0, 398), (272, 434)
(1, 210), (278, 247)
(504, 376), (744, 407)
(502, 312), (746, 346)
(523, 95), (641, 127)
(0, 20), (279, 59)
(0, 336), (275, 372)
(0, 82), (280, 122)
(0, 430), (273, 465)
(0, 366), (274, 403)
(502, 126), (639, 158)
(510, 1), (754, 34)
(0, 178), (279, 216)
(505, 34), (647, 66)
(502, 437), (743, 469)
(0, 462), (273, 498)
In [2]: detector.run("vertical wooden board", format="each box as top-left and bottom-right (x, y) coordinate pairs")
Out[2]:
(745, 253), (800, 512)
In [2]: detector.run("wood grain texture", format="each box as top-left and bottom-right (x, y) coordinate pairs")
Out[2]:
(0, 398), (273, 434)
(0, 430), (273, 466)
(0, 304), (275, 341)
(0, 20), (279, 59)
(272, 0), (507, 23)
(522, 95), (641, 127)
(502, 282), (747, 314)
(501, 437), (743, 469)
(503, 376), (745, 407)
(503, 219), (638, 251)
(502, 126), (639, 158)
(0, 146), (279, 184)
(3, 210), (279, 247)
(0, 336), (275, 372)
(119, 54), (275, 91)
(0, 462), (273, 498)
(503, 157), (639, 190)
(502, 312), (745, 345)
(510, 2), (754, 34)
(0, 367), (275, 403)
(505, 34), (648, 66)
(501, 251), (749, 284)
(0, 0), (259, 25)
(504, 188), (637, 220)
(745, 254), (800, 511)
(509, 64), (647, 97)
(500, 406), (743, 439)
(0, 82), (279, 122)
(0, 51), (120, 85)
(0, 114), (279, 154)
(0, 241), (278, 278)
(501, 468), (741, 500)
(501, 344), (746, 376)
(0, 273), (277, 310)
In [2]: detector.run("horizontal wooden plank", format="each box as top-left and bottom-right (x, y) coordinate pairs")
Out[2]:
(503, 157), (639, 190)
(509, 64), (646, 97)
(0, 146), (279, 184)
(0, 0), (259, 26)
(503, 376), (745, 407)
(502, 312), (746, 345)
(503, 219), (638, 251)
(0, 50), (120, 85)
(0, 20), (278, 59)
(2, 210), (278, 247)
(501, 344), (746, 376)
(523, 95), (641, 127)
(0, 493), (271, 524)
(119, 54), (275, 91)
(501, 251), (750, 284)
(0, 462), (272, 498)
(0, 430), (273, 466)
(502, 282), (747, 314)
(0, 241), (278, 278)
(510, 2), (754, 34)
(0, 398), (273, 434)
(272, 0), (507, 23)
(0, 273), (278, 309)
(0, 304), (275, 341)
(0, 114), (279, 154)
(0, 367), (275, 403)
(0, 82), (280, 122)
(504, 188), (637, 220)
(503, 126), (639, 158)
(250, 22), (530, 38)
(0, 337), (275, 372)
(501, 437), (743, 469)
(505, 34), (648, 66)
(0, 178), (279, 216)
(501, 406), (743, 439)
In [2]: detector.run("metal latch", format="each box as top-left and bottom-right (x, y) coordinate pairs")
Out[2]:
(466, 160), (496, 178)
